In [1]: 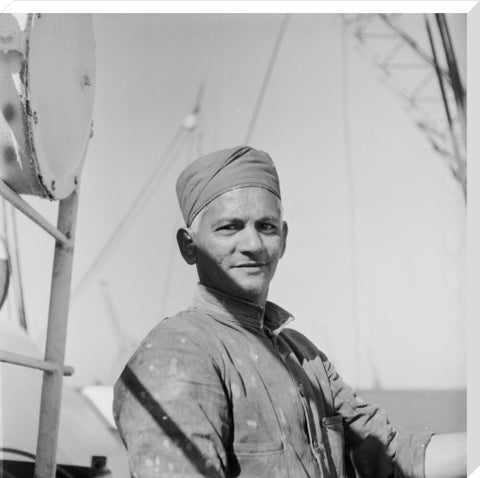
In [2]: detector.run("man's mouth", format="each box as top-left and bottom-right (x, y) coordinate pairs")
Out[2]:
(234, 263), (266, 268)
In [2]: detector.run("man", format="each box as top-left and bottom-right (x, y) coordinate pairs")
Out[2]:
(113, 146), (465, 478)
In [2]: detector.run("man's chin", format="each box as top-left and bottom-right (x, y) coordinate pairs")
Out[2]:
(229, 279), (269, 304)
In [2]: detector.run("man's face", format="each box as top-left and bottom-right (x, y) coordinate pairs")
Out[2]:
(190, 187), (287, 306)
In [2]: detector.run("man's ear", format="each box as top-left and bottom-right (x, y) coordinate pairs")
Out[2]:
(176, 227), (197, 265)
(280, 221), (288, 258)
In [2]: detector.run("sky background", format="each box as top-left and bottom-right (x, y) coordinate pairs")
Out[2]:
(1, 12), (467, 390)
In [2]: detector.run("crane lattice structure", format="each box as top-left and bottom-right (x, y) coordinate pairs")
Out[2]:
(341, 13), (466, 200)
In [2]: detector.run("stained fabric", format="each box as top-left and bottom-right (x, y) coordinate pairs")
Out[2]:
(175, 146), (281, 227)
(113, 284), (433, 478)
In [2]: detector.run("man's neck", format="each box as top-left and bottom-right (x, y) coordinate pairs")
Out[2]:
(197, 280), (268, 309)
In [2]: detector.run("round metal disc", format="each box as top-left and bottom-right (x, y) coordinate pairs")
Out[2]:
(24, 14), (95, 199)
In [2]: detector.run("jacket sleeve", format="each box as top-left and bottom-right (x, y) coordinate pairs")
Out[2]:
(113, 323), (230, 478)
(324, 358), (433, 478)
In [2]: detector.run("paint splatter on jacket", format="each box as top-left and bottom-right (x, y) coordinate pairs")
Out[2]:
(114, 284), (432, 477)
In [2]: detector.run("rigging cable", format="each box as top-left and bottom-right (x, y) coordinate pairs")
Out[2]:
(0, 235), (9, 311)
(157, 81), (205, 318)
(1, 199), (13, 319)
(244, 14), (290, 144)
(8, 205), (27, 330)
(99, 279), (137, 382)
(72, 125), (190, 301)
(435, 13), (466, 146)
(341, 22), (361, 387)
(158, 131), (196, 319)
(0, 199), (27, 330)
(425, 15), (466, 201)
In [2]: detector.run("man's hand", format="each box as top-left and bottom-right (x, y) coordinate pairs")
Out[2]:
(425, 432), (466, 478)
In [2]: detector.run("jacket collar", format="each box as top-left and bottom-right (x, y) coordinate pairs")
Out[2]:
(192, 283), (294, 336)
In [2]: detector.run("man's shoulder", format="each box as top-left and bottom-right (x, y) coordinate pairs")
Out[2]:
(140, 307), (216, 348)
(114, 308), (219, 401)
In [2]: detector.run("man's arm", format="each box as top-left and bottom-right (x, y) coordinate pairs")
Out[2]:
(322, 355), (432, 478)
(113, 322), (230, 478)
(322, 354), (467, 478)
(425, 433), (466, 478)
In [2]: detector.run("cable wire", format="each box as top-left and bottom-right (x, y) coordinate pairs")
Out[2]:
(158, 81), (207, 316)
(158, 132), (196, 319)
(425, 15), (466, 201)
(244, 14), (290, 144)
(72, 126), (189, 301)
(0, 199), (26, 330)
(1, 199), (13, 319)
(341, 23), (361, 387)
(435, 14), (466, 146)
(435, 15), (466, 111)
(9, 205), (27, 330)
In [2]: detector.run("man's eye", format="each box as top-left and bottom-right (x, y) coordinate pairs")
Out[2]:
(259, 223), (277, 232)
(217, 224), (239, 232)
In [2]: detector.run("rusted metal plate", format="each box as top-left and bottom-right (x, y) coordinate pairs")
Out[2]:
(0, 14), (95, 200)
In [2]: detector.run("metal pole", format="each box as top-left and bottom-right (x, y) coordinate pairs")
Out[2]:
(0, 180), (71, 247)
(34, 189), (79, 478)
(0, 349), (74, 376)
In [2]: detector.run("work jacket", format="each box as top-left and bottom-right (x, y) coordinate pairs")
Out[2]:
(113, 284), (432, 478)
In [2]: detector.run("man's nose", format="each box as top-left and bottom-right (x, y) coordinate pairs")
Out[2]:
(238, 225), (264, 254)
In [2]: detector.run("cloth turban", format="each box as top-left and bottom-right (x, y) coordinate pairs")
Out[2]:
(176, 145), (281, 227)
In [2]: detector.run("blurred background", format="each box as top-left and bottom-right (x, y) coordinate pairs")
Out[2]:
(0, 11), (467, 474)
